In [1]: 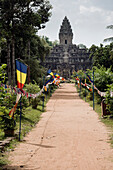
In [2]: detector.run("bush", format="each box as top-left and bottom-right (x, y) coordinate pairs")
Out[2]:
(87, 91), (93, 101)
(105, 84), (113, 115)
(81, 88), (88, 97)
(25, 83), (42, 109)
(0, 106), (16, 136)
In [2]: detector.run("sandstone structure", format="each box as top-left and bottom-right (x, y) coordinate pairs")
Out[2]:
(44, 16), (92, 78)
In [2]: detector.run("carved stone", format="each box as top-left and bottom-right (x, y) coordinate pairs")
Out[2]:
(43, 16), (92, 78)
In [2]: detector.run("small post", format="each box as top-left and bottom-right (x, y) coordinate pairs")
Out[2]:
(93, 70), (95, 110)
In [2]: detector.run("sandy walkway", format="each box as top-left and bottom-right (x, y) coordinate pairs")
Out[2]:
(5, 83), (113, 170)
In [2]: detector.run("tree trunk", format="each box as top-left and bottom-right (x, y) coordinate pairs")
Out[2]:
(0, 47), (1, 65)
(12, 38), (15, 87)
(7, 40), (11, 85)
(28, 66), (30, 84)
(27, 41), (30, 59)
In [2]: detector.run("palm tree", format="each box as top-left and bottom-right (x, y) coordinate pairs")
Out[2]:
(104, 25), (113, 42)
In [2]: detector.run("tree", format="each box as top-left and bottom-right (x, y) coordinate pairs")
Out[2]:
(89, 43), (113, 70)
(42, 36), (59, 47)
(25, 58), (47, 85)
(94, 66), (113, 92)
(78, 44), (87, 49)
(0, 0), (52, 86)
(104, 25), (113, 42)
(28, 35), (51, 61)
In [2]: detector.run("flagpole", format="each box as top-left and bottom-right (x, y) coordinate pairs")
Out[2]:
(19, 95), (22, 141)
(16, 59), (27, 141)
(19, 62), (22, 141)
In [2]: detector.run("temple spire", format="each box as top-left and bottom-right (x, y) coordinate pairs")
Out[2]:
(59, 16), (73, 45)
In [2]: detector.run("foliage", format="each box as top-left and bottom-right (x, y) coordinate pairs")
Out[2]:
(25, 59), (47, 86)
(94, 66), (113, 92)
(75, 66), (113, 106)
(81, 88), (88, 97)
(0, 91), (16, 109)
(0, 106), (16, 131)
(78, 44), (87, 49)
(42, 36), (59, 47)
(0, 0), (52, 84)
(25, 83), (42, 109)
(105, 84), (113, 115)
(0, 64), (7, 83)
(89, 43), (113, 71)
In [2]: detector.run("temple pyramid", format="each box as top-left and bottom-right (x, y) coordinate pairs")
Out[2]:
(43, 17), (92, 78)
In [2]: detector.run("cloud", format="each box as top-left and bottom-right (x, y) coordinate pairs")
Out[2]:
(80, 5), (102, 14)
(38, 0), (113, 47)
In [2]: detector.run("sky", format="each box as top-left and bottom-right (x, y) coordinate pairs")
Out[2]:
(38, 0), (113, 48)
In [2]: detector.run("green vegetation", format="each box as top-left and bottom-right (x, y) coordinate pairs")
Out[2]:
(0, 0), (52, 85)
(89, 43), (113, 71)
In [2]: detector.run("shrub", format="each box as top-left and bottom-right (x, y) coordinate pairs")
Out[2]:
(105, 84), (113, 115)
(25, 83), (42, 109)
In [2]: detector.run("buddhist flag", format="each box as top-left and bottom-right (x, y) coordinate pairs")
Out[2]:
(54, 73), (60, 79)
(9, 93), (21, 118)
(85, 78), (86, 86)
(16, 60), (27, 89)
(44, 86), (47, 91)
(86, 85), (92, 91)
(86, 74), (93, 84)
(47, 69), (55, 78)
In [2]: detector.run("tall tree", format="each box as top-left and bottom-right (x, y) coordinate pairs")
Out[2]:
(89, 43), (113, 70)
(0, 0), (52, 86)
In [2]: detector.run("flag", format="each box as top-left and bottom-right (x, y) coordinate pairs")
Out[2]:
(44, 86), (47, 91)
(16, 60), (27, 89)
(85, 78), (86, 86)
(54, 73), (60, 79)
(86, 85), (92, 91)
(44, 79), (51, 86)
(86, 74), (93, 83)
(9, 93), (21, 118)
(47, 69), (55, 78)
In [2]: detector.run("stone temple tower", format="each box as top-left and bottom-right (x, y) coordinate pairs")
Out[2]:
(59, 16), (73, 45)
(43, 16), (92, 78)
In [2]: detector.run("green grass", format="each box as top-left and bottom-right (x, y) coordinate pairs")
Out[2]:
(15, 105), (42, 140)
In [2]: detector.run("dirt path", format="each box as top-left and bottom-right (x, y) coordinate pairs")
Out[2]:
(5, 83), (113, 170)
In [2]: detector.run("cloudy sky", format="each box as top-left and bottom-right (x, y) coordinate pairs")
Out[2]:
(38, 0), (113, 48)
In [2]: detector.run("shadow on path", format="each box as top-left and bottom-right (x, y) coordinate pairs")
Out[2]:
(26, 142), (56, 149)
(52, 94), (80, 100)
